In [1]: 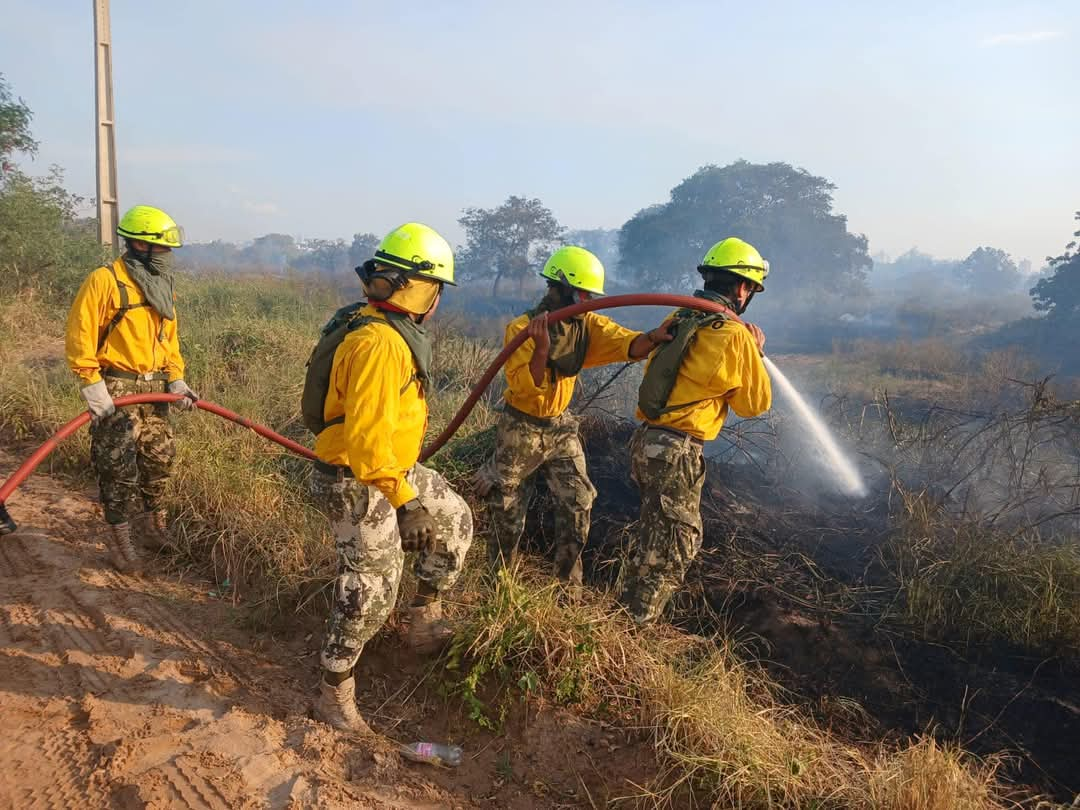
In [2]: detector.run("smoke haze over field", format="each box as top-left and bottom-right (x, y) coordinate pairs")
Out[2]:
(1, 1), (1077, 267)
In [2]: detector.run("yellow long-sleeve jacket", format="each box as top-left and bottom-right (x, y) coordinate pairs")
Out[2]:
(65, 257), (185, 385)
(636, 319), (772, 441)
(503, 312), (641, 419)
(314, 305), (425, 508)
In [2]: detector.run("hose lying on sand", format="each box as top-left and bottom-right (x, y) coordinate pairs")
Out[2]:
(0, 395), (317, 535)
(0, 294), (746, 535)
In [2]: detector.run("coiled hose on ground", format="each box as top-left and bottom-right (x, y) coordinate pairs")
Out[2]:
(0, 293), (745, 535)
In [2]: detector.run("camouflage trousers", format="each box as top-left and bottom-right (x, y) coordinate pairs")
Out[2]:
(311, 462), (473, 673)
(481, 408), (597, 585)
(616, 425), (705, 624)
(90, 376), (176, 525)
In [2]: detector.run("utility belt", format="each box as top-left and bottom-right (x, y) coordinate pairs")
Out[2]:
(640, 423), (705, 448)
(103, 368), (169, 383)
(503, 403), (561, 429)
(313, 459), (354, 481)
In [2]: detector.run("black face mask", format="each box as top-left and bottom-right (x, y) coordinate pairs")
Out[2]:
(540, 284), (575, 311)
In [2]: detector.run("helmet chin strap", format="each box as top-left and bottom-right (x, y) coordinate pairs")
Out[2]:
(735, 290), (754, 315)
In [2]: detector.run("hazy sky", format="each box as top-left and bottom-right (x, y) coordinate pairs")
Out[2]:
(3, 1), (1077, 267)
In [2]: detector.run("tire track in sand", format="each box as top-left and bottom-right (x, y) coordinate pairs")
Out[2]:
(44, 599), (112, 695)
(0, 723), (108, 810)
(157, 755), (234, 810)
(98, 569), (247, 682)
(39, 584), (137, 698)
(0, 535), (36, 579)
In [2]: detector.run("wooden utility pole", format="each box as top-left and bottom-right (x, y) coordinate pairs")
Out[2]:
(93, 0), (119, 248)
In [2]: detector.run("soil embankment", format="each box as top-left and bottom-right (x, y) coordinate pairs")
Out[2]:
(0, 449), (649, 809)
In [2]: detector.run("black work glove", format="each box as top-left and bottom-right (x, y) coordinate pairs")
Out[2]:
(396, 499), (436, 553)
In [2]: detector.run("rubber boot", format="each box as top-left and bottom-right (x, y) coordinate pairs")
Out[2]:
(136, 509), (170, 551)
(554, 543), (584, 603)
(407, 600), (454, 655)
(313, 676), (373, 735)
(106, 522), (141, 574)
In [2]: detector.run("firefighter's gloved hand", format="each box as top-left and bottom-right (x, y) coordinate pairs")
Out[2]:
(745, 323), (766, 355)
(80, 379), (116, 424)
(396, 499), (436, 553)
(168, 379), (198, 411)
(645, 318), (676, 346)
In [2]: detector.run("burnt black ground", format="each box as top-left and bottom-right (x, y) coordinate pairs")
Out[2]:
(510, 418), (1080, 803)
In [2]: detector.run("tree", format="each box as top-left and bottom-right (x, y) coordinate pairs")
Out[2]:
(293, 238), (350, 273)
(618, 161), (871, 298)
(0, 166), (105, 297)
(181, 239), (241, 270)
(457, 196), (564, 296)
(955, 246), (1021, 293)
(238, 233), (298, 270)
(1031, 211), (1080, 316)
(870, 248), (960, 293)
(347, 232), (380, 268)
(0, 73), (38, 172)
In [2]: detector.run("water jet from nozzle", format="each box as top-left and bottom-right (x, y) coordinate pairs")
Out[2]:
(762, 355), (867, 498)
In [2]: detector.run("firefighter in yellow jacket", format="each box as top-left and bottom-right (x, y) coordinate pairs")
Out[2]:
(617, 237), (772, 624)
(476, 246), (672, 587)
(65, 205), (197, 574)
(309, 223), (473, 734)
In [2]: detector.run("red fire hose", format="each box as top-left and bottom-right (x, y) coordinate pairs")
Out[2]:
(419, 293), (744, 461)
(0, 395), (316, 535)
(0, 294), (744, 536)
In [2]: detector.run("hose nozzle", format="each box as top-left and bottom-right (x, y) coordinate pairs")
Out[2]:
(0, 502), (16, 536)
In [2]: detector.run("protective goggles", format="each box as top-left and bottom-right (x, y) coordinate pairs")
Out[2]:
(119, 225), (185, 246)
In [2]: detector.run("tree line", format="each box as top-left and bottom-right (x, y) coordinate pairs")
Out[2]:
(181, 161), (1041, 312)
(3, 71), (1079, 362)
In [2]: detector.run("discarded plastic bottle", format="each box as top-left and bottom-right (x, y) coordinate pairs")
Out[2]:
(401, 742), (463, 767)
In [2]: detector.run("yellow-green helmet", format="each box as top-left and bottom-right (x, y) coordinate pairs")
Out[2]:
(540, 245), (605, 296)
(698, 237), (769, 292)
(374, 222), (455, 285)
(117, 205), (184, 248)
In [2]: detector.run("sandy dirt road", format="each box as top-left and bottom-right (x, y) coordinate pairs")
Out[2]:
(0, 450), (489, 810)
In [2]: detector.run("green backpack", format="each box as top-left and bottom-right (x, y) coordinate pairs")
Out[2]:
(637, 308), (727, 420)
(301, 302), (370, 436)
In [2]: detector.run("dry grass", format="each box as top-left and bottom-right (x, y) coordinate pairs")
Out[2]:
(865, 738), (1007, 810)
(0, 269), (1059, 808)
(447, 565), (1014, 809)
(884, 484), (1080, 656)
(825, 338), (1049, 410)
(0, 272), (504, 622)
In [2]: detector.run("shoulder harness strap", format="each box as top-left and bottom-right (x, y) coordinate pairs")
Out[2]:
(96, 263), (157, 352)
(320, 313), (417, 429)
(639, 308), (729, 419)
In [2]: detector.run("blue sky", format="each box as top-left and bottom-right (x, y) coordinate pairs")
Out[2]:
(3, 1), (1077, 267)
